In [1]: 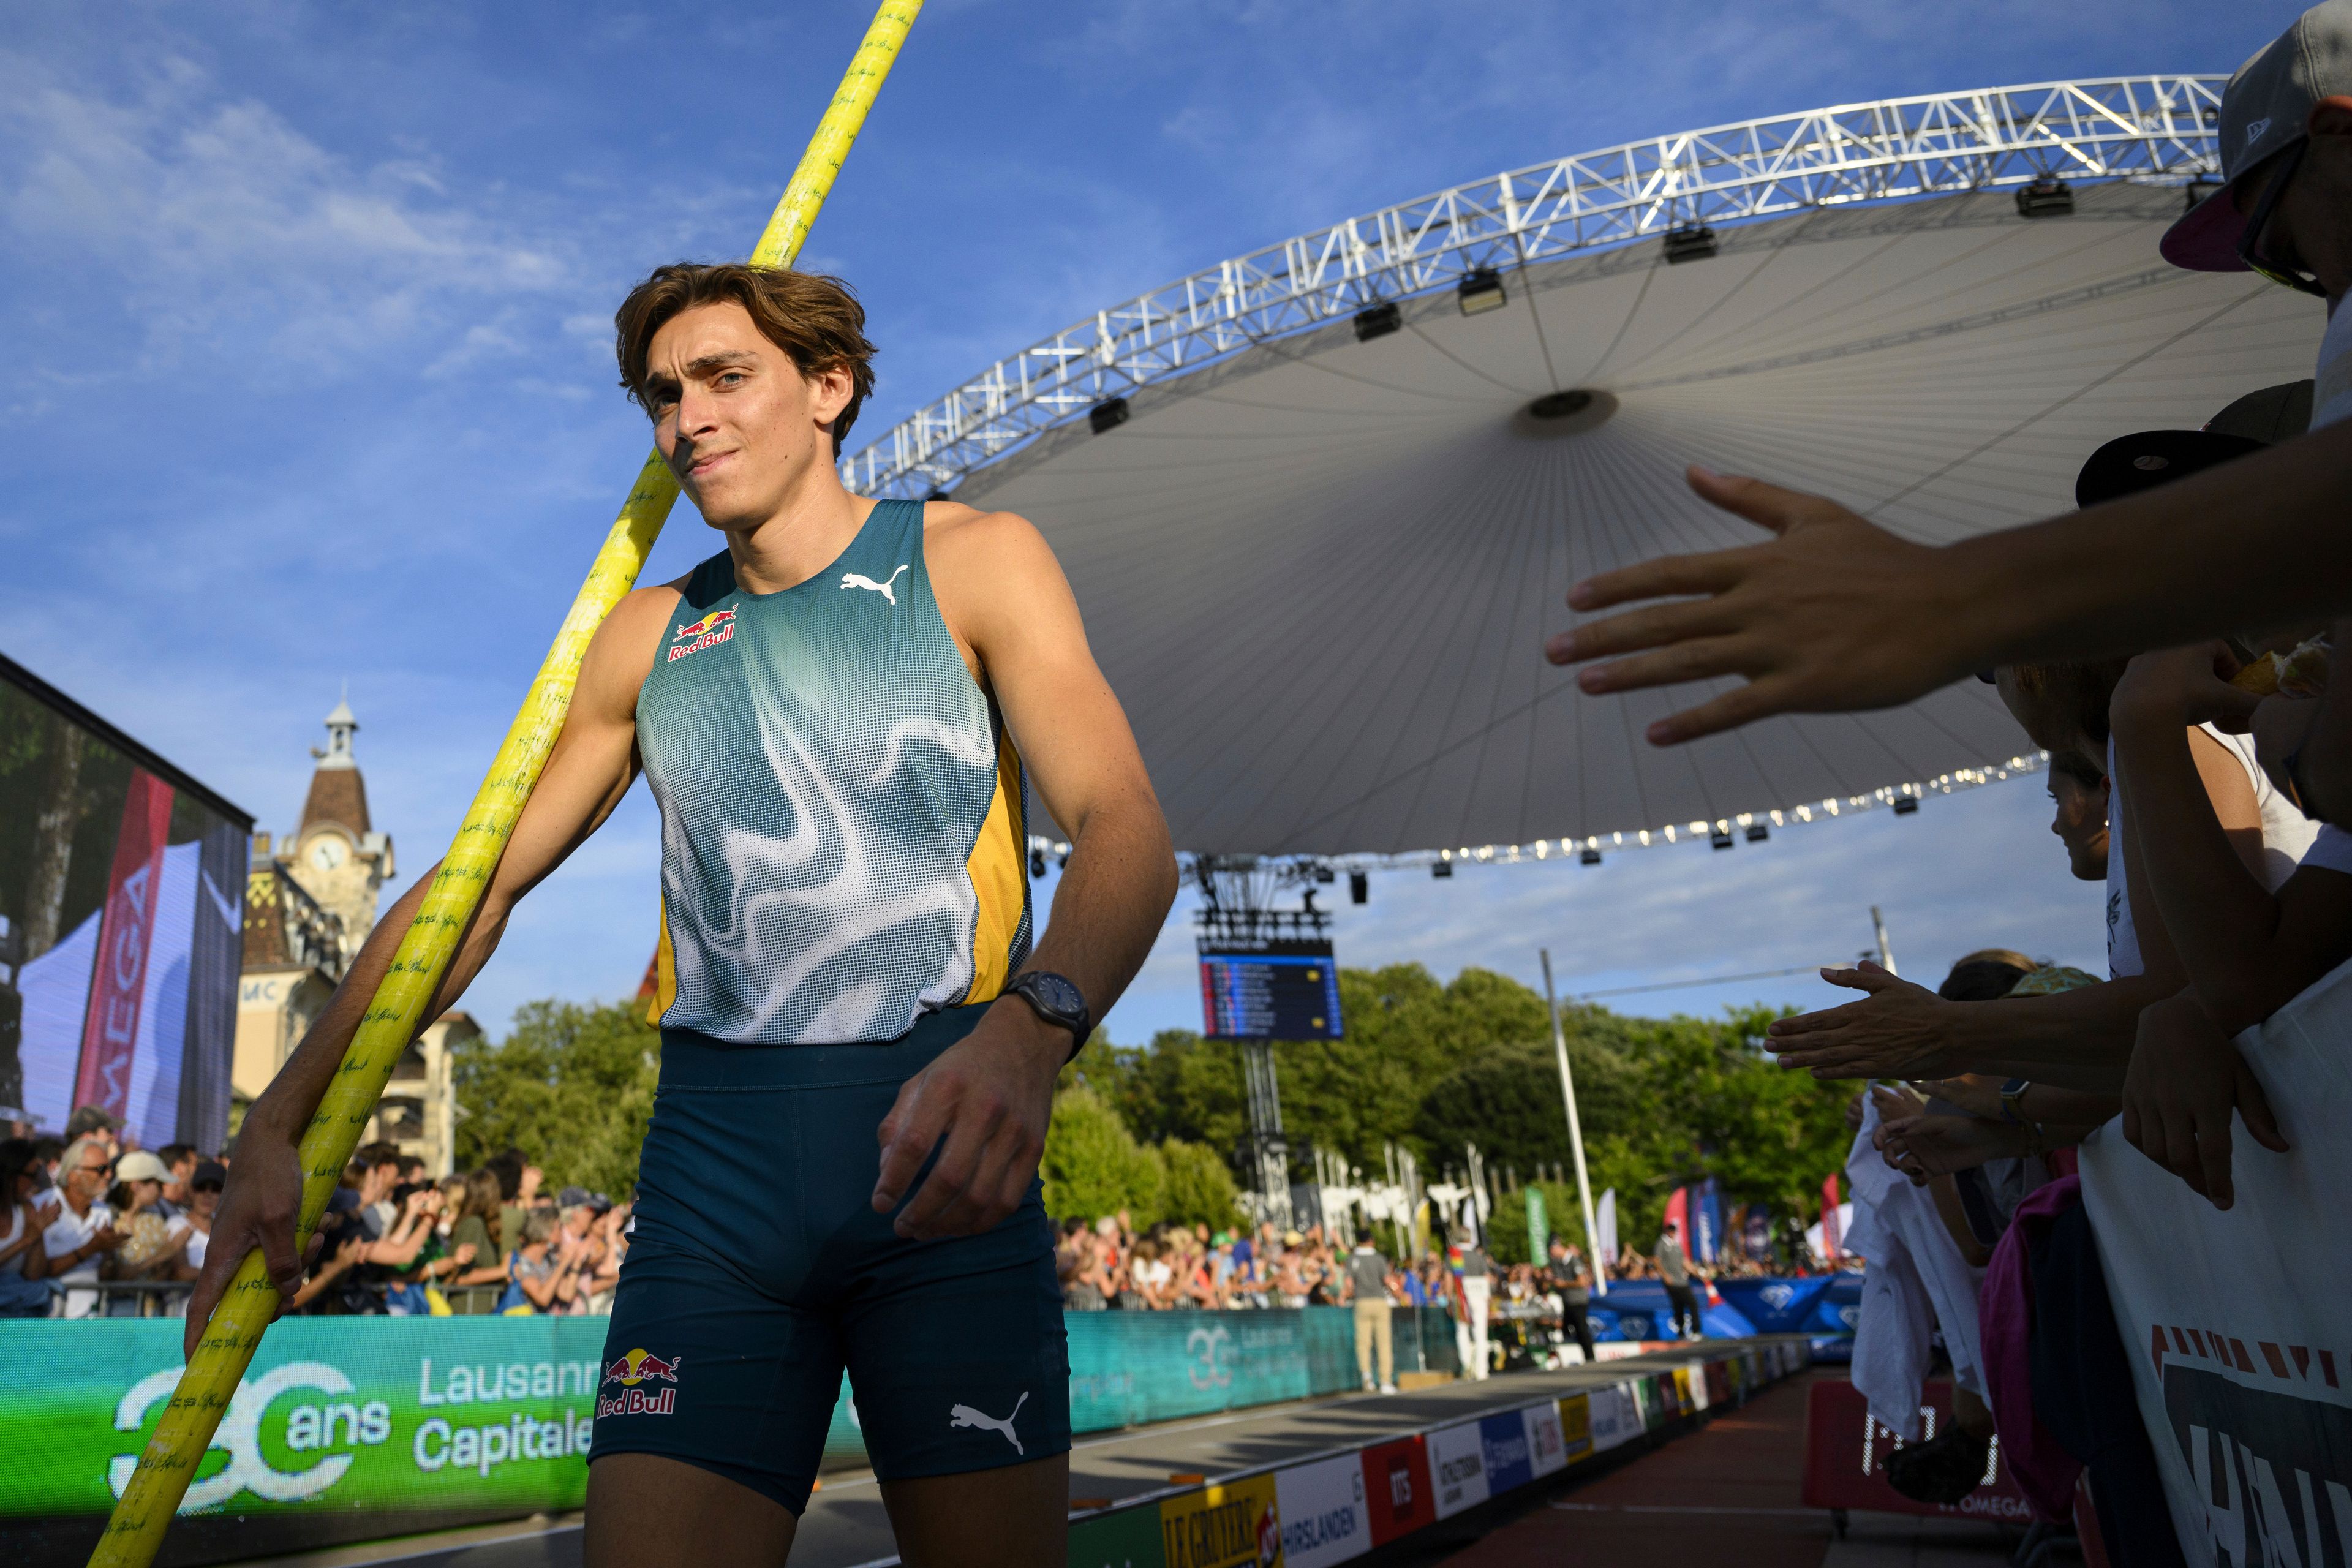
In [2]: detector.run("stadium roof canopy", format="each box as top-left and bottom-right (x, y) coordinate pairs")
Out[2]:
(841, 77), (2321, 864)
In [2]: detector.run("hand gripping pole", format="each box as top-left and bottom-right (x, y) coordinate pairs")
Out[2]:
(88, 6), (921, 1561)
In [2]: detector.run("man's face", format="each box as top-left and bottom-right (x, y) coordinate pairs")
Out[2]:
(2235, 102), (2352, 298)
(363, 1163), (399, 1205)
(67, 1147), (112, 1202)
(2048, 767), (2111, 883)
(643, 302), (853, 533)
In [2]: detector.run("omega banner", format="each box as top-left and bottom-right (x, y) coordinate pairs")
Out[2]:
(2079, 956), (2352, 1568)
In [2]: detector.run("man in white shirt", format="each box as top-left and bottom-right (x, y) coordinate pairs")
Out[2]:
(44, 1136), (122, 1319)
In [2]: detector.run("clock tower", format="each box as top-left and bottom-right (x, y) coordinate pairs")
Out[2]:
(285, 698), (395, 960)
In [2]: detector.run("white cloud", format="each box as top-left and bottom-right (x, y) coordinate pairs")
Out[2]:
(0, 49), (568, 375)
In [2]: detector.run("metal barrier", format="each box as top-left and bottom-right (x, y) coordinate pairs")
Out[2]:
(40, 1278), (195, 1318)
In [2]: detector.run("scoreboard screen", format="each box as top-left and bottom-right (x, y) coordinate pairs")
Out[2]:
(1198, 938), (1343, 1040)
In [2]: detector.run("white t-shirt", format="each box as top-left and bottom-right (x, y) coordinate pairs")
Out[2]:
(184, 1224), (210, 1272)
(2108, 728), (2320, 978)
(44, 1200), (114, 1283)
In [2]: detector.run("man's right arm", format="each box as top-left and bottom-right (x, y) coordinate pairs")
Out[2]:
(183, 584), (673, 1357)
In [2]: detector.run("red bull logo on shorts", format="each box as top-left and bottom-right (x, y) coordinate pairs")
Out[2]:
(667, 608), (736, 663)
(597, 1348), (682, 1417)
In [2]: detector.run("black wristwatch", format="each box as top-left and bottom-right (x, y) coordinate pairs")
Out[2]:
(1006, 971), (1091, 1060)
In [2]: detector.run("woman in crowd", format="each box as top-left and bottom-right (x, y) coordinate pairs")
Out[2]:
(104, 1150), (194, 1308)
(0, 1139), (56, 1317)
(510, 1209), (589, 1313)
(167, 1161), (224, 1311)
(442, 1170), (512, 1314)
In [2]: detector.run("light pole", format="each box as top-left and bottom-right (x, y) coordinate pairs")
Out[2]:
(1539, 949), (1607, 1297)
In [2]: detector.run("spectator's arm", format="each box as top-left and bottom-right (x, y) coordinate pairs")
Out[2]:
(1768, 966), (2169, 1088)
(2109, 663), (2352, 1030)
(286, 1235), (364, 1311)
(1550, 420), (2352, 746)
(449, 1253), (510, 1289)
(2253, 625), (2352, 827)
(516, 1260), (564, 1311)
(0, 1205), (45, 1271)
(2122, 989), (2289, 1209)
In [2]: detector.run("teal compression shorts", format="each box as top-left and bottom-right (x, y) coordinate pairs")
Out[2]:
(587, 1003), (1069, 1512)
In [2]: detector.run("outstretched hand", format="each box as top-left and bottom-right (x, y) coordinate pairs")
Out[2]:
(1766, 962), (1963, 1080)
(1874, 1114), (2025, 1184)
(872, 1003), (1066, 1240)
(2121, 993), (2288, 1210)
(1546, 469), (1969, 745)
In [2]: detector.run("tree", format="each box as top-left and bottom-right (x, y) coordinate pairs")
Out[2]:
(451, 1000), (659, 1199)
(1158, 1137), (1243, 1231)
(1039, 1084), (1163, 1227)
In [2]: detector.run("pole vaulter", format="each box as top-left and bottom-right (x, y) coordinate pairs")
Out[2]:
(87, 5), (922, 1561)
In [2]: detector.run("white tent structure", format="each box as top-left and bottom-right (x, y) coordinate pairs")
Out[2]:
(842, 78), (2318, 861)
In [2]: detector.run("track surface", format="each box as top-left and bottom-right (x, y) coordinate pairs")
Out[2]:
(1434, 1371), (2015, 1568)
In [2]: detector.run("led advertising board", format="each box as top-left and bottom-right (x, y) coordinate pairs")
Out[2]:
(0, 656), (247, 1145)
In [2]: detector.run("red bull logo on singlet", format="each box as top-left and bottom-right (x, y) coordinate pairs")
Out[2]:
(666, 608), (736, 662)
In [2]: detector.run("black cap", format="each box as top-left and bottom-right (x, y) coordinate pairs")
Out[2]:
(2076, 430), (2270, 509)
(2206, 380), (2315, 445)
(190, 1160), (226, 1190)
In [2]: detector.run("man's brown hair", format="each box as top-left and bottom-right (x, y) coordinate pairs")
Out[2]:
(614, 263), (878, 455)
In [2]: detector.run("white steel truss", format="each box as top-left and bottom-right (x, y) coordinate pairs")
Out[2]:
(841, 76), (2226, 499)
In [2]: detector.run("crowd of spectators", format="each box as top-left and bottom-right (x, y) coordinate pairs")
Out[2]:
(1532, 13), (2352, 1555)
(1052, 1212), (1651, 1388)
(0, 1112), (626, 1321)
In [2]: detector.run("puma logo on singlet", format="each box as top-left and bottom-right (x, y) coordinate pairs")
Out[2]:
(840, 564), (910, 604)
(948, 1391), (1028, 1453)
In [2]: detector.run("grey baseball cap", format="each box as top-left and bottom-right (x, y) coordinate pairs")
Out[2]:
(2165, 2), (2352, 270)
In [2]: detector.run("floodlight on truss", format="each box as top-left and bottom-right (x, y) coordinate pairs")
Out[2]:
(841, 77), (2228, 499)
(1023, 752), (2054, 870)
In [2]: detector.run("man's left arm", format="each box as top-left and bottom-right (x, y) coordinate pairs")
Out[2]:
(872, 507), (1178, 1239)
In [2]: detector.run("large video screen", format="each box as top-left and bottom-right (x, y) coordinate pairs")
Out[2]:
(1199, 938), (1343, 1040)
(0, 660), (245, 1148)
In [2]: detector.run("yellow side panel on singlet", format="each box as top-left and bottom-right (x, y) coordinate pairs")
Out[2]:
(962, 730), (1028, 1006)
(646, 897), (679, 1027)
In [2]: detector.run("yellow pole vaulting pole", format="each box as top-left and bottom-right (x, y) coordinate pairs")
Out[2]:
(89, 6), (921, 1562)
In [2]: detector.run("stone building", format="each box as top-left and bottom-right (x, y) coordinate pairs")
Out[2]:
(235, 698), (475, 1174)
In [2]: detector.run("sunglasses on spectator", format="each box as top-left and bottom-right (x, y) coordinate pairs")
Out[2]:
(2237, 140), (2331, 300)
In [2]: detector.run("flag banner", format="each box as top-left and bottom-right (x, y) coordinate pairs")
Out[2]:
(1664, 1186), (1688, 1248)
(1596, 1188), (1618, 1265)
(1822, 1174), (1844, 1259)
(1693, 1178), (1721, 1265)
(1526, 1187), (1548, 1265)
(2078, 956), (2352, 1568)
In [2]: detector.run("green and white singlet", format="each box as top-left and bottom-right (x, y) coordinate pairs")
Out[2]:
(635, 499), (1033, 1044)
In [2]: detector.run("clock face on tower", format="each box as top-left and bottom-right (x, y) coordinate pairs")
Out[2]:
(307, 836), (347, 871)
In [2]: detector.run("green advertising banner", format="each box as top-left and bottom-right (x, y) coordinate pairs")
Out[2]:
(2, 1308), (1459, 1563)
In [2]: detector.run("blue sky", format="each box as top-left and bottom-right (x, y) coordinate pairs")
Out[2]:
(0, 0), (2305, 1042)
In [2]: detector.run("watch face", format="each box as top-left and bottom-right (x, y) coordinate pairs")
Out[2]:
(1025, 973), (1084, 1020)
